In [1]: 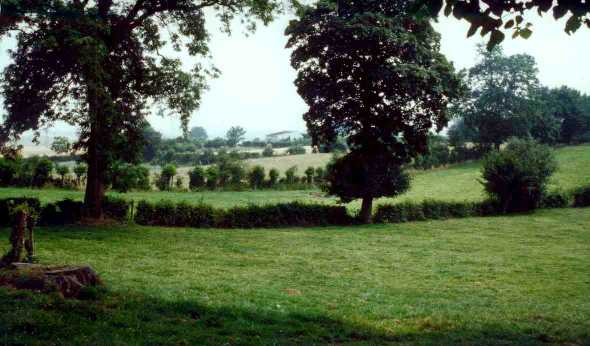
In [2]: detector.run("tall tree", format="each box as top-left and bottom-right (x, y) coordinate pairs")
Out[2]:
(189, 126), (208, 142)
(0, 0), (280, 218)
(455, 45), (540, 150)
(538, 86), (590, 144)
(287, 0), (462, 223)
(226, 126), (246, 147)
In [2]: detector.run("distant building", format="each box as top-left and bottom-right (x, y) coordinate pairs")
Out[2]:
(265, 131), (303, 143)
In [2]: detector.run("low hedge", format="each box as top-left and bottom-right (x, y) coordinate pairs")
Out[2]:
(135, 200), (354, 228)
(374, 200), (484, 224)
(1, 197), (132, 226)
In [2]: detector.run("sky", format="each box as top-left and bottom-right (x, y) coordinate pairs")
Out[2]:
(1, 8), (589, 142)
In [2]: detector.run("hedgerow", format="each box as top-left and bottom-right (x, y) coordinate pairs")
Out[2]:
(134, 200), (353, 228)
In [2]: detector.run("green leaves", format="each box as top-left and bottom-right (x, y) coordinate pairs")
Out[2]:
(487, 30), (505, 51)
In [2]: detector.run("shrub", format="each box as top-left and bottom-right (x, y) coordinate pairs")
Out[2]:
(481, 138), (557, 213)
(73, 163), (87, 186)
(262, 144), (274, 157)
(188, 166), (206, 190)
(540, 190), (571, 209)
(111, 164), (151, 192)
(156, 164), (176, 191)
(0, 158), (18, 186)
(287, 146), (306, 155)
(56, 165), (70, 184)
(205, 166), (219, 190)
(268, 168), (279, 187)
(248, 166), (266, 190)
(32, 158), (54, 188)
(285, 166), (298, 185)
(573, 186), (590, 207)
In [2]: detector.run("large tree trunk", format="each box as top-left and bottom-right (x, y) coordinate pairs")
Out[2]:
(83, 84), (105, 220)
(359, 196), (374, 224)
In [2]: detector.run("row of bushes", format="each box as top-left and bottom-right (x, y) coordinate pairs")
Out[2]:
(135, 201), (353, 228)
(1, 186), (588, 229)
(0, 197), (131, 227)
(374, 188), (590, 224)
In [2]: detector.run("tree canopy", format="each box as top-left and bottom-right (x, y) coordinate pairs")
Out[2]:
(419, 0), (590, 48)
(226, 126), (246, 147)
(190, 126), (208, 142)
(453, 45), (540, 150)
(0, 0), (281, 217)
(287, 0), (462, 222)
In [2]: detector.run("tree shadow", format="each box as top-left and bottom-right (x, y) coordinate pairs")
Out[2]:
(0, 287), (587, 345)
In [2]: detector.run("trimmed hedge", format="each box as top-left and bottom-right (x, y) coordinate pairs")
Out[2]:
(1, 197), (132, 226)
(374, 199), (500, 224)
(573, 186), (590, 207)
(135, 200), (354, 228)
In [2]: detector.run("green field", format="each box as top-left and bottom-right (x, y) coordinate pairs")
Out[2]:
(1, 208), (589, 345)
(1, 145), (588, 211)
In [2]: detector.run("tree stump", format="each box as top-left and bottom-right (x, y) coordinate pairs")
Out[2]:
(1, 263), (103, 299)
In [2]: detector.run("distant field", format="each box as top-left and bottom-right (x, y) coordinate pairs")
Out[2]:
(1, 145), (588, 210)
(244, 153), (333, 173)
(1, 208), (589, 344)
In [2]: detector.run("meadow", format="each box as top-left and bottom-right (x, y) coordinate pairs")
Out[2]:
(1, 144), (588, 211)
(1, 208), (589, 345)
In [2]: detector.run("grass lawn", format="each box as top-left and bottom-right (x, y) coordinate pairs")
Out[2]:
(1, 207), (589, 345)
(1, 144), (588, 211)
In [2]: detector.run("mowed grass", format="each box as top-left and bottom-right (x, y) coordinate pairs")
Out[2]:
(0, 145), (588, 210)
(1, 208), (589, 345)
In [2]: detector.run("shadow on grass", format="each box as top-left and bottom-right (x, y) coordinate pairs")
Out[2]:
(1, 288), (587, 346)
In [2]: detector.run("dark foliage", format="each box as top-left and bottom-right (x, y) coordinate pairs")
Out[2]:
(135, 200), (354, 229)
(573, 186), (590, 207)
(540, 190), (572, 209)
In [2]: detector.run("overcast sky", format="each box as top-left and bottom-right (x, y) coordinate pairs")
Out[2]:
(1, 9), (589, 141)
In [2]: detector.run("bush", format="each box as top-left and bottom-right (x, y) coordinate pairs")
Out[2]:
(156, 164), (176, 191)
(287, 146), (306, 155)
(284, 166), (298, 185)
(205, 166), (219, 190)
(573, 186), (590, 207)
(73, 164), (87, 186)
(248, 166), (266, 190)
(110, 164), (151, 192)
(540, 190), (571, 209)
(268, 168), (279, 187)
(481, 138), (557, 213)
(189, 166), (206, 190)
(0, 158), (18, 186)
(262, 144), (274, 157)
(32, 158), (54, 188)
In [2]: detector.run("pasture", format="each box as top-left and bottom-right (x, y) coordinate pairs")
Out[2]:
(1, 145), (589, 211)
(1, 208), (589, 345)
